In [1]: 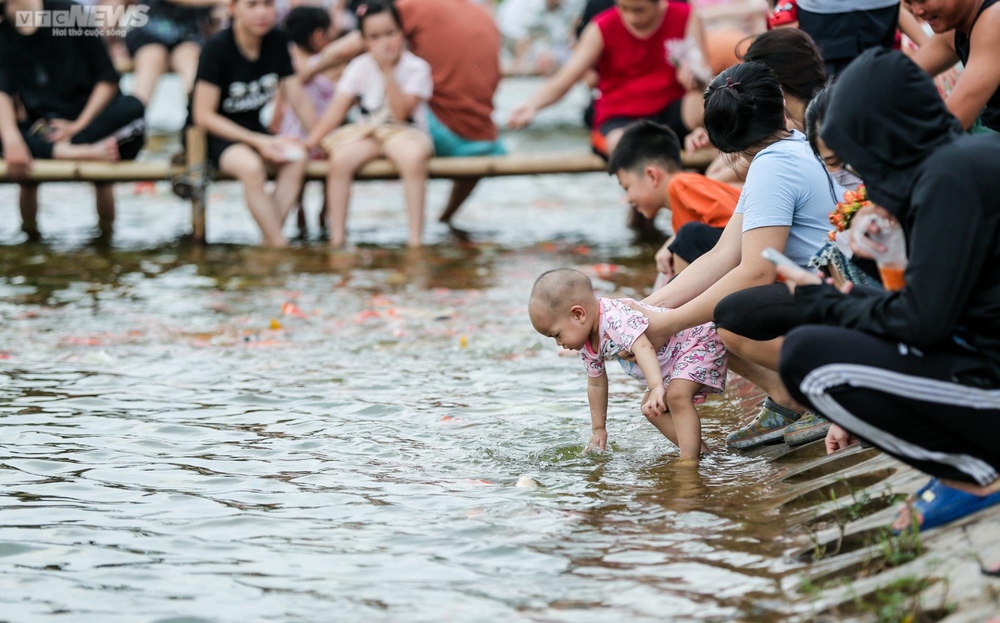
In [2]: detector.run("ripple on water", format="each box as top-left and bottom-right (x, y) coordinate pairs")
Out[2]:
(0, 166), (799, 622)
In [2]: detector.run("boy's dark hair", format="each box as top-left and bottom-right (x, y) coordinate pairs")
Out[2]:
(804, 80), (835, 156)
(356, 0), (403, 35)
(741, 28), (826, 103)
(606, 120), (681, 175)
(704, 62), (786, 154)
(283, 6), (332, 51)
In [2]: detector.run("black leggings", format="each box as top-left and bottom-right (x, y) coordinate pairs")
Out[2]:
(669, 221), (724, 265)
(780, 325), (1000, 486)
(714, 283), (807, 342)
(3, 94), (146, 161)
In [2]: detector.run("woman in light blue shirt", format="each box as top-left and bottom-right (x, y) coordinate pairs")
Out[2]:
(642, 61), (840, 451)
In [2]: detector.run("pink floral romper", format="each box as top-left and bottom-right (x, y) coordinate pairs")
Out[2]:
(580, 298), (727, 403)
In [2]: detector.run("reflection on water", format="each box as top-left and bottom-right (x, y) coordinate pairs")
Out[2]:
(0, 163), (804, 621)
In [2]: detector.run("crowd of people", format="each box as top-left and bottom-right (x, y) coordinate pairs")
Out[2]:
(0, 0), (504, 245)
(2, 0), (1000, 532)
(523, 0), (1000, 533)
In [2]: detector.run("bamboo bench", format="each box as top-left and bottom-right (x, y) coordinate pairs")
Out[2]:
(0, 128), (715, 242)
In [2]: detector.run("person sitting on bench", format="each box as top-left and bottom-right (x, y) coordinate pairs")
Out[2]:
(0, 0), (147, 239)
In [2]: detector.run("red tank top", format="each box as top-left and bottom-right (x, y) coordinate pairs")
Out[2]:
(593, 2), (690, 127)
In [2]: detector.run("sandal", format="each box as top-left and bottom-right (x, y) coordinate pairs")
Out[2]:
(896, 478), (1000, 533)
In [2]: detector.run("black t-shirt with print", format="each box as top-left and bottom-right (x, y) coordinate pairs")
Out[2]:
(0, 0), (119, 121)
(193, 27), (294, 134)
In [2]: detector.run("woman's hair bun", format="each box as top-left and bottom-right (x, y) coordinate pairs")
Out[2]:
(704, 62), (785, 154)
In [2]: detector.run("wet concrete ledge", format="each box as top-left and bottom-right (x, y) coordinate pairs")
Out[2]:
(752, 438), (1000, 622)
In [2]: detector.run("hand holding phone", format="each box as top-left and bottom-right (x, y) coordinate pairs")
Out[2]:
(761, 247), (801, 272)
(762, 247), (823, 289)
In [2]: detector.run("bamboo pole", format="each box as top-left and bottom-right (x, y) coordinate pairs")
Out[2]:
(0, 160), (177, 181)
(0, 150), (714, 183)
(185, 127), (208, 244)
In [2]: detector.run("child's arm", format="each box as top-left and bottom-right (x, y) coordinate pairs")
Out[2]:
(585, 371), (609, 454)
(300, 31), (364, 84)
(281, 74), (317, 133)
(192, 81), (270, 147)
(304, 92), (353, 151)
(508, 22), (603, 128)
(268, 87), (285, 134)
(0, 93), (32, 179)
(629, 333), (667, 418)
(383, 71), (422, 124)
(192, 81), (290, 162)
(48, 81), (117, 142)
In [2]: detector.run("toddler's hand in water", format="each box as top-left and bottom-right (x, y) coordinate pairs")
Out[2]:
(642, 385), (668, 418)
(584, 429), (607, 455)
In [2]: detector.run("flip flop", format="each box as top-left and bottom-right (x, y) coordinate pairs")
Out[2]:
(899, 478), (1000, 533)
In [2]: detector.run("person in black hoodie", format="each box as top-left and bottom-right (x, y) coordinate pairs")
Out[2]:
(778, 48), (1000, 531)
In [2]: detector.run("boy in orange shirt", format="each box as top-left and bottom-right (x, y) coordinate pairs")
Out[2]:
(608, 120), (740, 284)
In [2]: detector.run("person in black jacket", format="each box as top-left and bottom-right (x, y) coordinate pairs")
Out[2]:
(0, 0), (146, 238)
(778, 48), (1000, 531)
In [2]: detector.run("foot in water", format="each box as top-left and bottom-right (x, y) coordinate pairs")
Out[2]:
(892, 477), (1000, 532)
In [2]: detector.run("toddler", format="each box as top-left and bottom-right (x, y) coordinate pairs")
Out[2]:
(529, 268), (727, 460)
(305, 0), (433, 247)
(279, 6), (340, 153)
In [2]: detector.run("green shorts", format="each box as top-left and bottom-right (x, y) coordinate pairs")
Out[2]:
(970, 116), (998, 135)
(427, 110), (506, 157)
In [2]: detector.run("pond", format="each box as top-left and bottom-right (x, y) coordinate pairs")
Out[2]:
(0, 83), (805, 622)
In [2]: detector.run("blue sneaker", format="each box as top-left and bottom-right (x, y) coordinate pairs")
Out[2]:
(726, 398), (802, 450)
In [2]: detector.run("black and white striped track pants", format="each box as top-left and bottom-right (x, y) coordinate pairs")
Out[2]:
(779, 326), (1000, 486)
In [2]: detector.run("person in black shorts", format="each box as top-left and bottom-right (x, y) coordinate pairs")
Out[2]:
(127, 0), (224, 106)
(190, 0), (317, 247)
(795, 0), (900, 77)
(0, 0), (146, 238)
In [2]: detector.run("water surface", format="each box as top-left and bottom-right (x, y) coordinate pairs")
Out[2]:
(0, 105), (805, 622)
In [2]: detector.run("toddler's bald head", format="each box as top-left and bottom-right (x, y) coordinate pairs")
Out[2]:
(529, 269), (595, 326)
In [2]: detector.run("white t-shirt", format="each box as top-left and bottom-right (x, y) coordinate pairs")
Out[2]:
(337, 50), (433, 134)
(734, 130), (843, 268)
